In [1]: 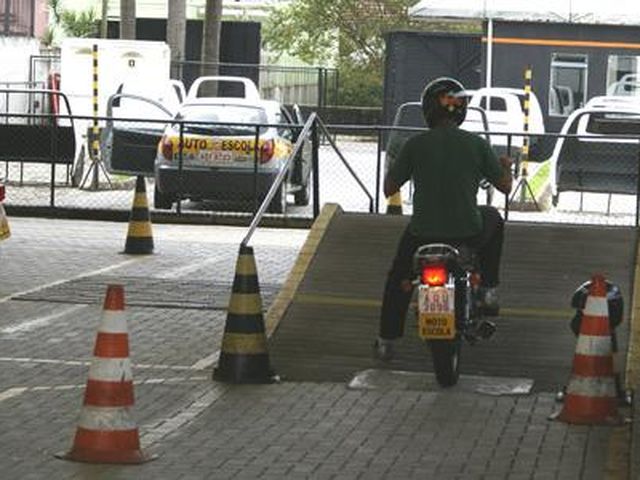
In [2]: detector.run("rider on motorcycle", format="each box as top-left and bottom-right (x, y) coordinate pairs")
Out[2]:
(375, 77), (513, 361)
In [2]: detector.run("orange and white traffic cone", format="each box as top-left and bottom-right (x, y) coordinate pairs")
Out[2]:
(57, 285), (155, 464)
(551, 274), (622, 425)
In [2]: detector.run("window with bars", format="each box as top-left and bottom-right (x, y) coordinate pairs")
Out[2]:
(0, 0), (36, 37)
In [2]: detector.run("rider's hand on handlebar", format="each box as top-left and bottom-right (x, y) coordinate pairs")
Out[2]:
(499, 155), (513, 171)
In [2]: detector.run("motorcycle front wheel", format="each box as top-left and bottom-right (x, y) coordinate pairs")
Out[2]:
(429, 339), (461, 387)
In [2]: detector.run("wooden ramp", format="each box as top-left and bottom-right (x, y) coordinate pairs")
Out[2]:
(268, 206), (636, 391)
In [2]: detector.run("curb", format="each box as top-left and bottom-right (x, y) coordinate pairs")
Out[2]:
(4, 206), (314, 229)
(626, 232), (640, 479)
(632, 393), (640, 479)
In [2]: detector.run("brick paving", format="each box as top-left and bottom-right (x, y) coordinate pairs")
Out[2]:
(0, 217), (628, 479)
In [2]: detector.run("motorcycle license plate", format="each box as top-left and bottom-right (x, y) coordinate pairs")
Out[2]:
(418, 286), (456, 340)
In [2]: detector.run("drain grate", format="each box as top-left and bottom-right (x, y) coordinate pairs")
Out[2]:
(14, 275), (281, 311)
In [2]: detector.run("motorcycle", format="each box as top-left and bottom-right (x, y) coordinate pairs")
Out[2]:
(413, 244), (495, 387)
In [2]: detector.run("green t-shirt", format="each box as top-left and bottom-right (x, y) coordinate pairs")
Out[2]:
(388, 126), (503, 239)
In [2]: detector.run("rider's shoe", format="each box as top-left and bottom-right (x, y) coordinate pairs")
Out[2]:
(373, 337), (394, 362)
(465, 320), (496, 344)
(480, 287), (500, 316)
(476, 320), (497, 339)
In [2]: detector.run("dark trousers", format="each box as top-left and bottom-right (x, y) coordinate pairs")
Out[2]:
(379, 206), (504, 340)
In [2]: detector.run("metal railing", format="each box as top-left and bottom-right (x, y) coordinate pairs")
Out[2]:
(242, 113), (318, 246)
(1, 107), (640, 228)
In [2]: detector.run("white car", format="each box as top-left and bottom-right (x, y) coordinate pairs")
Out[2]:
(549, 105), (640, 205)
(186, 76), (260, 103)
(462, 87), (545, 158)
(585, 95), (640, 110)
(154, 96), (310, 213)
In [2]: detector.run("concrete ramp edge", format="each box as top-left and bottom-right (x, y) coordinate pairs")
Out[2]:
(265, 203), (343, 336)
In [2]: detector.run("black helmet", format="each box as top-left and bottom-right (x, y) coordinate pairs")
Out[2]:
(421, 77), (468, 128)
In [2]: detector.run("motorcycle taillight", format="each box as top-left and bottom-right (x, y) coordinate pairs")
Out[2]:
(422, 264), (447, 287)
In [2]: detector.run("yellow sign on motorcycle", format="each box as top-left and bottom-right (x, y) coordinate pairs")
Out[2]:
(418, 286), (456, 340)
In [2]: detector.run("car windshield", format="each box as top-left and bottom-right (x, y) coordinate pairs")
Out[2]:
(176, 104), (268, 136)
(395, 104), (426, 128)
(586, 112), (640, 135)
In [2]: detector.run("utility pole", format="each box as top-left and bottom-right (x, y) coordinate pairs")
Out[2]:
(201, 0), (223, 77)
(167, 0), (187, 78)
(101, 0), (109, 38)
(120, 0), (136, 40)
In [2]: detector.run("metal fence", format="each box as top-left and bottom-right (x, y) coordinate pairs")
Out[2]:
(171, 61), (339, 110)
(26, 54), (339, 112)
(2, 111), (640, 228)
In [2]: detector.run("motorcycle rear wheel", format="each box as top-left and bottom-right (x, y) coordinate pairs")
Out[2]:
(429, 339), (461, 387)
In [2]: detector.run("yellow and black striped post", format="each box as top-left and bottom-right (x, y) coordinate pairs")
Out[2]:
(509, 65), (540, 211)
(90, 44), (100, 190)
(386, 191), (403, 215)
(214, 245), (276, 384)
(123, 176), (154, 255)
(520, 65), (532, 202)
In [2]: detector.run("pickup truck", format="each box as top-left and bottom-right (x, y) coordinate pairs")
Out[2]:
(462, 87), (547, 159)
(549, 104), (640, 205)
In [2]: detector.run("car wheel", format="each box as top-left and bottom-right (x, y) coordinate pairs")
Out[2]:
(267, 185), (286, 214)
(154, 186), (173, 210)
(294, 182), (310, 206)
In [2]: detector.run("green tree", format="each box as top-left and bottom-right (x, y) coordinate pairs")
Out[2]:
(264, 0), (415, 106)
(46, 0), (100, 40)
(60, 10), (100, 38)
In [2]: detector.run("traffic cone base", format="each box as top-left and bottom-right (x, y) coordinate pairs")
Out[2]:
(58, 285), (155, 464)
(59, 422), (151, 464)
(214, 353), (275, 384)
(214, 245), (276, 384)
(123, 176), (154, 255)
(554, 376), (622, 425)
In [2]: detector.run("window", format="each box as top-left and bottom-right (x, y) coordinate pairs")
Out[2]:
(549, 53), (588, 117)
(607, 55), (640, 97)
(0, 0), (36, 37)
(586, 112), (640, 135)
(479, 96), (507, 112)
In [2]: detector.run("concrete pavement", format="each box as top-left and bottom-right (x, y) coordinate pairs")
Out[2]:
(0, 217), (633, 479)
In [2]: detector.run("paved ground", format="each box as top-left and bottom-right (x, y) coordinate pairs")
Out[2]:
(0, 216), (634, 479)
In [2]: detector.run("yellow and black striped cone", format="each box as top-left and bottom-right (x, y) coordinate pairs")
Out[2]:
(386, 191), (403, 215)
(214, 245), (276, 384)
(123, 176), (154, 255)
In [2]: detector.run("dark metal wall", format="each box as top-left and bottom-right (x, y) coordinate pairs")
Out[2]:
(107, 19), (261, 87)
(383, 31), (481, 126)
(488, 21), (640, 132)
(385, 23), (640, 132)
